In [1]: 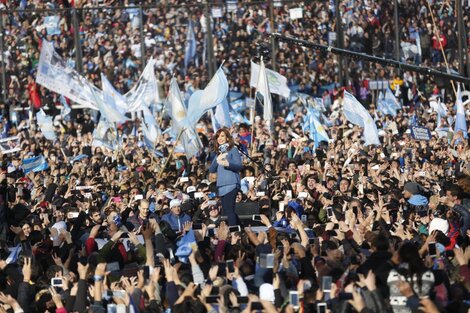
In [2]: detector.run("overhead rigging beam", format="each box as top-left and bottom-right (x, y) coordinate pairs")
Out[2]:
(271, 33), (470, 85)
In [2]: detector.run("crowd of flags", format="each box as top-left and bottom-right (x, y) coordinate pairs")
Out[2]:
(31, 38), (470, 162)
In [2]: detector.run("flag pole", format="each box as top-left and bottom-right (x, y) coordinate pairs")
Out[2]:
(249, 86), (255, 157)
(157, 128), (184, 179)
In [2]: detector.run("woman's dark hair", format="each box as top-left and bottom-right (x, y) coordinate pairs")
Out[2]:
(398, 241), (426, 292)
(213, 128), (234, 153)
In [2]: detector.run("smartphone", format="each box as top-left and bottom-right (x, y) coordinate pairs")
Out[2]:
(428, 242), (437, 257)
(317, 302), (327, 313)
(301, 215), (307, 222)
(112, 290), (126, 298)
(51, 277), (63, 287)
(208, 192), (217, 199)
(229, 225), (241, 233)
(192, 223), (203, 230)
(226, 260), (235, 273)
(322, 276), (332, 292)
(339, 292), (353, 300)
(143, 265), (150, 280)
(251, 302), (263, 310)
(326, 207), (333, 218)
(67, 212), (79, 219)
(134, 194), (144, 200)
(256, 191), (266, 197)
(180, 177), (189, 183)
(260, 253), (275, 269)
(289, 291), (299, 308)
(278, 144), (287, 149)
(206, 295), (219, 303)
(279, 202), (285, 212)
(207, 228), (215, 237)
(286, 190), (292, 198)
(194, 192), (204, 199)
(106, 261), (120, 272)
(237, 296), (249, 303)
(299, 192), (309, 198)
(252, 214), (262, 221)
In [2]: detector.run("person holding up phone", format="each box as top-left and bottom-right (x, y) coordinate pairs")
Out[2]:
(209, 128), (243, 226)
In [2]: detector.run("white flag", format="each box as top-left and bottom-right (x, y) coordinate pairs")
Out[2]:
(186, 68), (229, 127)
(250, 61), (290, 98)
(166, 78), (188, 131)
(36, 110), (56, 141)
(257, 59), (273, 131)
(343, 91), (380, 146)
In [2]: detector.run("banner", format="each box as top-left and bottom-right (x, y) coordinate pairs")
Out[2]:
(36, 41), (100, 110)
(250, 61), (290, 98)
(410, 126), (431, 141)
(36, 110), (56, 141)
(125, 59), (160, 112)
(22, 156), (49, 174)
(44, 16), (60, 36)
(92, 120), (118, 151)
(0, 136), (20, 154)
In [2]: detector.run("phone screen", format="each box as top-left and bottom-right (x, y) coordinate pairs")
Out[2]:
(143, 266), (150, 280)
(229, 226), (241, 233)
(227, 260), (235, 273)
(322, 276), (332, 292)
(317, 303), (327, 313)
(428, 242), (437, 257)
(289, 291), (299, 307)
(252, 215), (262, 221)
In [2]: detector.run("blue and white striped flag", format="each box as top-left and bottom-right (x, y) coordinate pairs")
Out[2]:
(22, 155), (49, 174)
(455, 84), (468, 138)
(36, 110), (56, 141)
(213, 98), (232, 130)
(60, 95), (71, 122)
(343, 91), (380, 146)
(184, 20), (197, 71)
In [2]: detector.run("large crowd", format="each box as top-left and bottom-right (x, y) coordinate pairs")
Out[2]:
(0, 0), (469, 313)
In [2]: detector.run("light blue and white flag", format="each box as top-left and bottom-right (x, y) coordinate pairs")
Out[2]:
(285, 111), (295, 122)
(385, 87), (401, 111)
(6, 245), (21, 264)
(229, 111), (251, 125)
(184, 20), (197, 71)
(99, 75), (129, 123)
(166, 78), (188, 131)
(180, 127), (202, 159)
(309, 112), (330, 145)
(36, 110), (56, 141)
(60, 95), (71, 122)
(22, 155), (49, 174)
(44, 16), (61, 36)
(92, 119), (118, 151)
(256, 59), (273, 131)
(250, 60), (290, 98)
(102, 74), (128, 115)
(213, 98), (232, 130)
(455, 84), (468, 138)
(343, 91), (380, 146)
(186, 68), (229, 127)
(377, 91), (396, 117)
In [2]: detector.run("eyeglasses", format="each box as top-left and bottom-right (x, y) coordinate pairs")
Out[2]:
(209, 206), (218, 211)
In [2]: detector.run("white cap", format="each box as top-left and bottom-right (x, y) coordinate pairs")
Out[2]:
(169, 199), (181, 209)
(187, 186), (196, 193)
(259, 283), (275, 302)
(429, 218), (449, 235)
